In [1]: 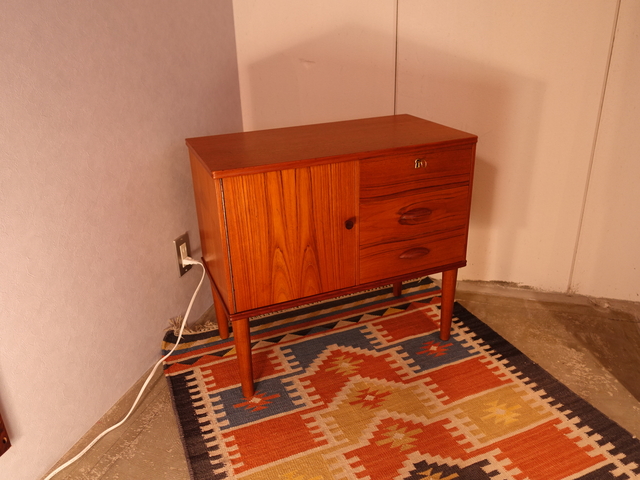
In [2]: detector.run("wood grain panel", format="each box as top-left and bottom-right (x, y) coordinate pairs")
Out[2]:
(223, 162), (358, 312)
(359, 230), (467, 284)
(360, 145), (474, 198)
(360, 185), (470, 246)
(188, 150), (233, 308)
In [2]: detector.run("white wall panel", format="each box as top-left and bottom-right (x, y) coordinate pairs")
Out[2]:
(232, 0), (397, 131)
(572, 0), (640, 301)
(396, 0), (617, 291)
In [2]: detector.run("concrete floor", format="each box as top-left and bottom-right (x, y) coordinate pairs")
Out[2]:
(45, 281), (640, 480)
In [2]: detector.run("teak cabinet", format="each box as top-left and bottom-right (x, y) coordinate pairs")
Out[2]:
(187, 114), (477, 397)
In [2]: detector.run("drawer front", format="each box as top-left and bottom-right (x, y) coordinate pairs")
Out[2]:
(359, 230), (467, 284)
(360, 145), (473, 198)
(359, 185), (470, 247)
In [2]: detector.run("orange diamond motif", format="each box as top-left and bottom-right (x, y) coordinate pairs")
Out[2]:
(418, 340), (453, 357)
(233, 392), (280, 412)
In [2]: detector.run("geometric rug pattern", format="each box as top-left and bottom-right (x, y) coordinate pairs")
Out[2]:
(162, 278), (640, 480)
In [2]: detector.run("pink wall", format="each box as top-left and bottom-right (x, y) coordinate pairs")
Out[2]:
(0, 1), (242, 478)
(233, 0), (397, 131)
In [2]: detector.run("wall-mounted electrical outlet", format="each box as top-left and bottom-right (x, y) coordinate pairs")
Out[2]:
(174, 232), (193, 276)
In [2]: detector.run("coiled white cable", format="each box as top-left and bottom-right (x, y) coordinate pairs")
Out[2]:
(43, 258), (205, 480)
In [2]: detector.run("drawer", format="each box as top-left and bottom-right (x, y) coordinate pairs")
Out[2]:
(359, 230), (467, 284)
(359, 185), (470, 247)
(360, 145), (474, 198)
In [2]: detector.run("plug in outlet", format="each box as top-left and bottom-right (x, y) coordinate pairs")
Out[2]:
(174, 232), (193, 276)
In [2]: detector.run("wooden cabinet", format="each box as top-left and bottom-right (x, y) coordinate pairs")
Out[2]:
(187, 114), (477, 397)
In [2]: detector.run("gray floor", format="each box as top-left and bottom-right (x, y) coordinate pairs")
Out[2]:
(45, 281), (640, 480)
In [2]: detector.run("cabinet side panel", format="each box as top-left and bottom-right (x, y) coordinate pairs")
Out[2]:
(462, 143), (477, 255)
(223, 162), (358, 311)
(189, 152), (232, 309)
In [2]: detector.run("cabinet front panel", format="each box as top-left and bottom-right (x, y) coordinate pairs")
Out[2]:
(223, 162), (358, 312)
(360, 145), (473, 198)
(359, 230), (467, 284)
(360, 185), (470, 247)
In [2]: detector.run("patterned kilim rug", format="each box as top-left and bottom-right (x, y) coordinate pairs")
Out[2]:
(162, 279), (640, 480)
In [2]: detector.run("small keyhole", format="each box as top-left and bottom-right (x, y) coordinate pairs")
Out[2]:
(345, 219), (355, 230)
(414, 158), (427, 168)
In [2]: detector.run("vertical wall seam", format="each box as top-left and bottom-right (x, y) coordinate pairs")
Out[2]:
(393, 0), (399, 115)
(567, 0), (622, 293)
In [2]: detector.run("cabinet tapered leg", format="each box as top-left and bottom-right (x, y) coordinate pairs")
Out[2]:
(213, 294), (229, 340)
(393, 281), (402, 297)
(233, 317), (255, 398)
(440, 269), (458, 341)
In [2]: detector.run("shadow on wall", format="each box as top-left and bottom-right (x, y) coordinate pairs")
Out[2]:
(242, 29), (546, 282)
(243, 25), (396, 131)
(396, 42), (546, 281)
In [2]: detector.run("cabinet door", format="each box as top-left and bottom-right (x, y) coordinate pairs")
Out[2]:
(222, 161), (358, 312)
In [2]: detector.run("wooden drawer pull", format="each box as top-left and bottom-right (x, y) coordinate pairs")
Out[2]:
(398, 207), (432, 225)
(399, 247), (430, 259)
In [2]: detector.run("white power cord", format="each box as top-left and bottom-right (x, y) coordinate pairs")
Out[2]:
(43, 257), (205, 480)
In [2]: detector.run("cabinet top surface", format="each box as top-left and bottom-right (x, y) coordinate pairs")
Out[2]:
(186, 114), (477, 178)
